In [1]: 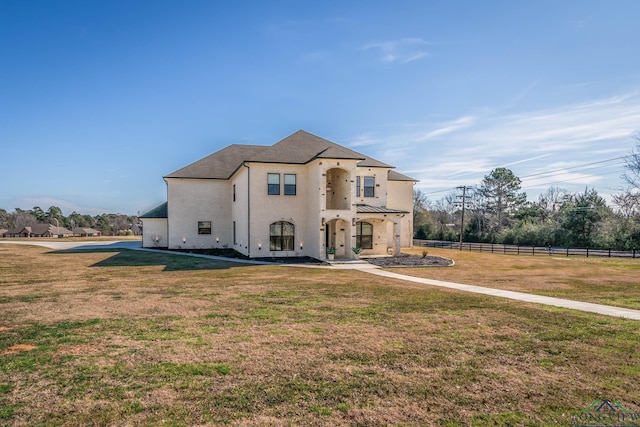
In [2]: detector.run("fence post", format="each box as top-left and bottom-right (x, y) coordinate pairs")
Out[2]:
(609, 248), (611, 258)
(492, 244), (494, 253)
(566, 247), (569, 257)
(533, 246), (535, 256)
(517, 245), (520, 255)
(504, 245), (506, 254)
(586, 248), (589, 258)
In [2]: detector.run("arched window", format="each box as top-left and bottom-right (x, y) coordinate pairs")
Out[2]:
(356, 221), (373, 249)
(270, 221), (294, 251)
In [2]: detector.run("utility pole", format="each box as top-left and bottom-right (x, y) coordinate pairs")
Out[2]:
(455, 186), (471, 250)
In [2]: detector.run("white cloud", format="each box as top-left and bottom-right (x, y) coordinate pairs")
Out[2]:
(363, 38), (429, 64)
(415, 115), (476, 141)
(355, 91), (640, 201)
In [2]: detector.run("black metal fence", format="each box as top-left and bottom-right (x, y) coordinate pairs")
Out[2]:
(413, 240), (639, 259)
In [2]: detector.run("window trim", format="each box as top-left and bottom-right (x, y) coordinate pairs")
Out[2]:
(356, 176), (361, 197)
(197, 221), (212, 235)
(364, 176), (375, 197)
(356, 221), (373, 249)
(269, 221), (295, 251)
(267, 173), (280, 195)
(284, 173), (296, 196)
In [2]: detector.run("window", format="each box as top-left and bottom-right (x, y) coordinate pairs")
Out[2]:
(198, 221), (212, 235)
(356, 176), (361, 197)
(233, 221), (236, 244)
(268, 173), (280, 195)
(364, 176), (375, 197)
(356, 221), (373, 249)
(233, 184), (236, 202)
(270, 221), (294, 251)
(284, 174), (296, 195)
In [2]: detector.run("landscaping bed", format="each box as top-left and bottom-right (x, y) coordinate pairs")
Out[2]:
(365, 253), (453, 267)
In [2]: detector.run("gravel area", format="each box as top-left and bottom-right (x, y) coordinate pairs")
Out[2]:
(365, 253), (454, 267)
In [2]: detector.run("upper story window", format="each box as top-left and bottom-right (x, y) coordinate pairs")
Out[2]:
(356, 176), (361, 197)
(198, 221), (212, 235)
(364, 176), (375, 197)
(268, 173), (280, 195)
(233, 184), (236, 202)
(284, 174), (296, 195)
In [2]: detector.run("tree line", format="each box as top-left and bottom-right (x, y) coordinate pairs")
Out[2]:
(414, 138), (640, 250)
(0, 206), (140, 237)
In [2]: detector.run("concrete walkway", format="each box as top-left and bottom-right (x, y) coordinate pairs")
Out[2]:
(363, 268), (640, 321)
(3, 239), (640, 320)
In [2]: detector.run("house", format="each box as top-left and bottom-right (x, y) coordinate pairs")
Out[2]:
(0, 229), (7, 238)
(72, 227), (102, 237)
(140, 130), (417, 260)
(5, 224), (74, 238)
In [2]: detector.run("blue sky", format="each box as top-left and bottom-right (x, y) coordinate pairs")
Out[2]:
(2, 1), (640, 215)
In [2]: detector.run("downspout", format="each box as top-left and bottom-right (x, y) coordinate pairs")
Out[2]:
(243, 163), (250, 258)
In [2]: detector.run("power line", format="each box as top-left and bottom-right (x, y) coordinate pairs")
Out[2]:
(418, 155), (630, 199)
(519, 156), (627, 179)
(521, 169), (625, 191)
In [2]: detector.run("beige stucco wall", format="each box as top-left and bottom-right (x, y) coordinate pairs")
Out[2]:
(354, 166), (390, 207)
(166, 178), (232, 249)
(244, 162), (310, 257)
(387, 180), (415, 247)
(141, 218), (168, 248)
(160, 158), (413, 258)
(230, 167), (249, 256)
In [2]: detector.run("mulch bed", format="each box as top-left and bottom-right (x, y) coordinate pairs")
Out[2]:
(365, 253), (454, 267)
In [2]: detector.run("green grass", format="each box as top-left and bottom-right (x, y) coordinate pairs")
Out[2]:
(0, 244), (639, 425)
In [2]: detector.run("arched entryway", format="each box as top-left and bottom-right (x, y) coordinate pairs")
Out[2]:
(325, 168), (351, 210)
(324, 218), (350, 258)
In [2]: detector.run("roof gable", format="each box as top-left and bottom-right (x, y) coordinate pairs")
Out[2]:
(165, 130), (393, 180)
(388, 170), (418, 182)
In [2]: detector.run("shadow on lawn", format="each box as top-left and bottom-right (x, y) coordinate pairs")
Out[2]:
(49, 248), (249, 271)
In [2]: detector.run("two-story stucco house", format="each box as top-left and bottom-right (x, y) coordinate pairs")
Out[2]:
(140, 130), (417, 260)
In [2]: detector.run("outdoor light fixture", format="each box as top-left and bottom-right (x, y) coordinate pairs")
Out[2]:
(299, 242), (303, 250)
(182, 237), (186, 244)
(258, 242), (262, 250)
(216, 236), (219, 243)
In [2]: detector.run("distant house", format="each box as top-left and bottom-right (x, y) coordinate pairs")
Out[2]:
(73, 227), (102, 237)
(141, 130), (417, 259)
(0, 229), (7, 238)
(5, 224), (74, 238)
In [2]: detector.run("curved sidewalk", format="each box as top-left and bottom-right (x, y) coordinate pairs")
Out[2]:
(363, 268), (640, 321)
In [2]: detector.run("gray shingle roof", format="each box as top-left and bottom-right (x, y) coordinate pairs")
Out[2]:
(388, 170), (418, 182)
(140, 202), (168, 218)
(165, 130), (393, 179)
(72, 227), (101, 234)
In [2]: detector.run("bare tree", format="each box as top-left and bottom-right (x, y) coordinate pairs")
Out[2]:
(10, 209), (37, 228)
(612, 191), (640, 218)
(622, 134), (640, 190)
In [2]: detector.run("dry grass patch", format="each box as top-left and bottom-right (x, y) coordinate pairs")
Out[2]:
(0, 244), (639, 426)
(402, 247), (640, 310)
